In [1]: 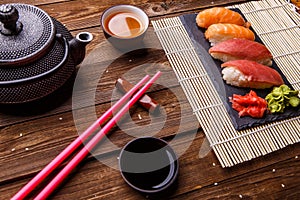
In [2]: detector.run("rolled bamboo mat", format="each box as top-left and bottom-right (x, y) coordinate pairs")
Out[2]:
(152, 0), (300, 168)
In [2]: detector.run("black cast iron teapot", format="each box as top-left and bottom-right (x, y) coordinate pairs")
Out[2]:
(0, 3), (93, 104)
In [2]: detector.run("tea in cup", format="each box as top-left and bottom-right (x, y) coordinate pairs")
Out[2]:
(101, 5), (149, 50)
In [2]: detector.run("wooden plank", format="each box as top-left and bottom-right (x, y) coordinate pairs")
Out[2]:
(1, 0), (71, 6)
(2, 0), (300, 199)
(2, 132), (299, 199)
(0, 87), (199, 183)
(1, 0), (248, 31)
(0, 43), (173, 128)
(171, 156), (300, 199)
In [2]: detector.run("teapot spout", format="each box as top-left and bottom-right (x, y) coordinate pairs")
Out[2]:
(69, 32), (93, 65)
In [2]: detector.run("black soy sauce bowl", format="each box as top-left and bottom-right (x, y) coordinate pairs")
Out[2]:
(118, 137), (179, 195)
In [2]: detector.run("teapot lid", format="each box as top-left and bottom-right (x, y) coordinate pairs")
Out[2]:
(0, 3), (55, 67)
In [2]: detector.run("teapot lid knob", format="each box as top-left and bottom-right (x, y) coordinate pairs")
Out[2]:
(0, 4), (23, 35)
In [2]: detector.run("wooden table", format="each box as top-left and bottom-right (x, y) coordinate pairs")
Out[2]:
(1, 0), (300, 199)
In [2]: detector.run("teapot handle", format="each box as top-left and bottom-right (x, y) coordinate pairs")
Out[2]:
(0, 34), (69, 86)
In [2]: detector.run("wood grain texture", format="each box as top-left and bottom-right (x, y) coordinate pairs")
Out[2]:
(2, 132), (300, 199)
(1, 0), (300, 199)
(2, 0), (248, 31)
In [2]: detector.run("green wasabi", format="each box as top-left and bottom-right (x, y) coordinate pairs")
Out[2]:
(265, 85), (300, 113)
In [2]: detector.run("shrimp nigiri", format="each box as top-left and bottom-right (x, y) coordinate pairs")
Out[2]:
(205, 23), (255, 46)
(196, 7), (250, 29)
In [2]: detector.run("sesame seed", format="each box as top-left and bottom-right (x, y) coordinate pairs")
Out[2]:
(106, 69), (109, 73)
(272, 169), (276, 172)
(129, 59), (132, 62)
(11, 148), (15, 152)
(281, 184), (285, 188)
(212, 163), (216, 166)
(19, 133), (23, 137)
(138, 114), (142, 120)
(214, 182), (218, 186)
(25, 148), (29, 151)
(59, 117), (63, 121)
(295, 156), (298, 159)
(239, 194), (243, 198)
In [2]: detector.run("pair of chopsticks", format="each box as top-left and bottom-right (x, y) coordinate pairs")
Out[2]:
(12, 71), (162, 200)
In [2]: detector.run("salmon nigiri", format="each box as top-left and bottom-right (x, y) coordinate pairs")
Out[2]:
(196, 7), (250, 29)
(205, 23), (255, 46)
(209, 38), (273, 66)
(221, 60), (284, 89)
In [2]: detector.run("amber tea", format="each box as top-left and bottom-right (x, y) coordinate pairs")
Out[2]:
(101, 5), (149, 49)
(104, 12), (144, 38)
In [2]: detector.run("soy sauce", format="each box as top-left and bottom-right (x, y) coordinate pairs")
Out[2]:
(104, 12), (144, 38)
(121, 148), (177, 191)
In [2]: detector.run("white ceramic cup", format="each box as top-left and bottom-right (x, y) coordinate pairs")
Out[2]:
(101, 5), (149, 50)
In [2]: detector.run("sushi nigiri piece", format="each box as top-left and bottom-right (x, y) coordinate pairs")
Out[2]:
(196, 7), (250, 29)
(209, 38), (273, 66)
(221, 60), (284, 89)
(205, 23), (255, 46)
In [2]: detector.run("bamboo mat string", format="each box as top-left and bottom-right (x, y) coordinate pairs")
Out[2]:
(233, 0), (300, 89)
(152, 0), (300, 167)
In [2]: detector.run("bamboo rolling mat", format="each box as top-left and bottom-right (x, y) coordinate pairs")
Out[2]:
(152, 0), (300, 168)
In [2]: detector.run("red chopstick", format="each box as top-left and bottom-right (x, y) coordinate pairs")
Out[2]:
(12, 72), (161, 200)
(34, 71), (161, 199)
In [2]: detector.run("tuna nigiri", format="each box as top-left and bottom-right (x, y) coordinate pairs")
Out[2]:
(205, 23), (255, 46)
(209, 38), (273, 66)
(196, 7), (250, 29)
(221, 60), (284, 89)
